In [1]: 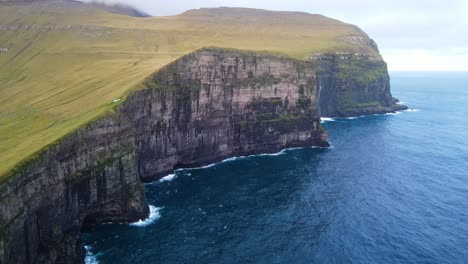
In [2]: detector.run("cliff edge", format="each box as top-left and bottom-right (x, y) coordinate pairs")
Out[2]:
(0, 4), (408, 263)
(0, 2), (405, 180)
(0, 48), (329, 263)
(311, 42), (407, 117)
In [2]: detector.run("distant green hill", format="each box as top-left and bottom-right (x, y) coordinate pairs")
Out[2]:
(0, 0), (379, 179)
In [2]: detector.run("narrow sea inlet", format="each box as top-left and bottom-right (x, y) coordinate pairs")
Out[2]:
(83, 72), (468, 263)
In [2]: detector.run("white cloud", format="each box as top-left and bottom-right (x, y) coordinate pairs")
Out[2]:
(383, 49), (468, 71)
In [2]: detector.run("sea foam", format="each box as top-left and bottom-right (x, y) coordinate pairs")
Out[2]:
(147, 146), (329, 185)
(85, 246), (99, 264)
(385, 112), (402, 116)
(404, 108), (420, 112)
(222, 156), (245, 162)
(129, 205), (162, 227)
(320, 117), (335, 123)
(159, 174), (176, 183)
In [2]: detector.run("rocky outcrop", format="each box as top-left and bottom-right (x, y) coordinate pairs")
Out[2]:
(0, 114), (149, 263)
(0, 48), (329, 264)
(312, 53), (408, 117)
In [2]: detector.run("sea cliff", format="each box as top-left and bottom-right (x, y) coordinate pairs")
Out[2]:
(0, 48), (331, 263)
(313, 53), (408, 117)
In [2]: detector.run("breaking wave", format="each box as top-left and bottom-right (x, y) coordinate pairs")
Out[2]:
(320, 117), (335, 123)
(159, 174), (176, 183)
(129, 206), (162, 227)
(85, 245), (99, 264)
(404, 108), (420, 112)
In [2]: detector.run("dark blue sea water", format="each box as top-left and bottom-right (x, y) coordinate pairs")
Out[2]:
(83, 72), (468, 264)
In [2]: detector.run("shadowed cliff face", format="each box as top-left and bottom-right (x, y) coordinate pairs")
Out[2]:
(0, 115), (149, 264)
(127, 49), (329, 182)
(0, 48), (329, 264)
(313, 53), (408, 117)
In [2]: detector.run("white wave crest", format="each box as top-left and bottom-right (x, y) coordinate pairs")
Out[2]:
(257, 151), (284, 157)
(385, 111), (403, 116)
(320, 117), (335, 123)
(222, 156), (244, 162)
(159, 174), (176, 183)
(147, 145), (330, 184)
(129, 205), (161, 227)
(200, 163), (216, 169)
(404, 108), (420, 112)
(85, 246), (99, 264)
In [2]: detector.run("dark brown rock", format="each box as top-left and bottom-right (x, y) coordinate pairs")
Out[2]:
(127, 48), (329, 181)
(0, 48), (328, 264)
(312, 53), (408, 117)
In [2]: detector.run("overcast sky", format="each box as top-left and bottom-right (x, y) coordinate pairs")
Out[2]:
(93, 0), (468, 71)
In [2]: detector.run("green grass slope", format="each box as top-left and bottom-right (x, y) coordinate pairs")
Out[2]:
(0, 0), (379, 179)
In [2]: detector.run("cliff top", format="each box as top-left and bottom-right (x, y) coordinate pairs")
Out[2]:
(0, 0), (380, 180)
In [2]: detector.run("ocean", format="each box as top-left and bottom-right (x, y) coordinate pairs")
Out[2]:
(83, 72), (468, 264)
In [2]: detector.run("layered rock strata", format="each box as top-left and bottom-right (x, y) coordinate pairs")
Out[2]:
(0, 48), (329, 264)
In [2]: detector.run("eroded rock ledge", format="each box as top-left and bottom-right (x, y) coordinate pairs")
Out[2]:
(0, 48), (330, 263)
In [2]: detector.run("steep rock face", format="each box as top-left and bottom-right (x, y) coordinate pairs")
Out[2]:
(312, 53), (408, 117)
(127, 48), (329, 181)
(0, 48), (328, 264)
(0, 115), (148, 264)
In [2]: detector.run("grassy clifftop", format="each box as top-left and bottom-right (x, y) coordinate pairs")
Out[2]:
(0, 0), (380, 179)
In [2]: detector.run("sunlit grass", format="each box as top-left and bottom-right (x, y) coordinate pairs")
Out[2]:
(0, 2), (377, 179)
